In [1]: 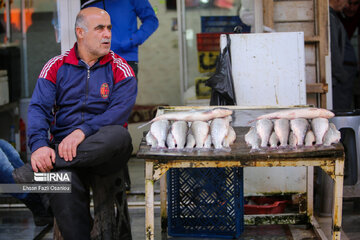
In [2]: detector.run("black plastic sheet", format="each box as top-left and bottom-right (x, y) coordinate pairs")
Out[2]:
(206, 35), (236, 106)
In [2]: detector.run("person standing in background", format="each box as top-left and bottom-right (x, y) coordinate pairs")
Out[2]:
(339, 0), (360, 108)
(81, 0), (159, 79)
(329, 0), (354, 110)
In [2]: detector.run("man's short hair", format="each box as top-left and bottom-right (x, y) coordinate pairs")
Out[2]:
(75, 12), (88, 38)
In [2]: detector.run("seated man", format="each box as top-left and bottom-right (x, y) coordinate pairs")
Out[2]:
(0, 139), (52, 226)
(13, 7), (137, 239)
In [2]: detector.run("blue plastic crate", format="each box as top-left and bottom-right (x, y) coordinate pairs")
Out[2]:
(167, 167), (244, 239)
(201, 16), (251, 33)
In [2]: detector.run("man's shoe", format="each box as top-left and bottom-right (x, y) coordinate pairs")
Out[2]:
(33, 214), (54, 227)
(12, 163), (34, 183)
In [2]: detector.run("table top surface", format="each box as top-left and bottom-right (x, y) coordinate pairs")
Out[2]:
(137, 127), (344, 162)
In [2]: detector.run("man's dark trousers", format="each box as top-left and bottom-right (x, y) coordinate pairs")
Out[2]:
(49, 125), (133, 240)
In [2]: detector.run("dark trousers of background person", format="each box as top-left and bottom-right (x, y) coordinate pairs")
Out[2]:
(333, 82), (354, 110)
(333, 61), (357, 110)
(353, 75), (360, 108)
(340, 39), (358, 110)
(49, 125), (133, 240)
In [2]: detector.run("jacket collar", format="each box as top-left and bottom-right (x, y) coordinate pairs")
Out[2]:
(64, 43), (113, 66)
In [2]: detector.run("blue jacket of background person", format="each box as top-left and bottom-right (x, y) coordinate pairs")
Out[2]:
(83, 0), (159, 62)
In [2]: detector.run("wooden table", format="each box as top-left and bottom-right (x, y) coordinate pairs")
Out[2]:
(137, 125), (344, 240)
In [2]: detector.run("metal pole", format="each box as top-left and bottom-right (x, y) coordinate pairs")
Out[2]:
(253, 0), (264, 33)
(177, 0), (186, 105)
(21, 0), (29, 98)
(5, 0), (11, 42)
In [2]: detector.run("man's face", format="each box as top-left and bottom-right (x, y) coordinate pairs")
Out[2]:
(339, 0), (350, 11)
(344, 0), (360, 17)
(80, 11), (112, 58)
(331, 0), (349, 11)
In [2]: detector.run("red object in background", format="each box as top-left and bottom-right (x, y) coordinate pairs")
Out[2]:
(244, 197), (288, 215)
(196, 33), (223, 51)
(19, 118), (26, 152)
(3, 8), (33, 32)
(214, 0), (234, 9)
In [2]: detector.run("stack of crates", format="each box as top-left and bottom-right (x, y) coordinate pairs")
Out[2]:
(167, 167), (244, 238)
(196, 16), (250, 73)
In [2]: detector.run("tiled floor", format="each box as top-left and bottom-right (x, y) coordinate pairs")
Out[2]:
(0, 207), (319, 240)
(0, 158), (359, 239)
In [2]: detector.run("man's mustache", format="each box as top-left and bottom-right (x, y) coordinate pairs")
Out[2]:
(101, 39), (111, 44)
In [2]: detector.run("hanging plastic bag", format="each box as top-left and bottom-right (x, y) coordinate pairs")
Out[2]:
(206, 34), (236, 106)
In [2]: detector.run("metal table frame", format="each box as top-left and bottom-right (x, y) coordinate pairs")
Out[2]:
(141, 147), (344, 240)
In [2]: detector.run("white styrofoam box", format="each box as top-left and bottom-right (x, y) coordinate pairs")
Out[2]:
(0, 75), (9, 106)
(220, 32), (306, 107)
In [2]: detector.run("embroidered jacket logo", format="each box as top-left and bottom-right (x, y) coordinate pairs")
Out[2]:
(100, 83), (109, 99)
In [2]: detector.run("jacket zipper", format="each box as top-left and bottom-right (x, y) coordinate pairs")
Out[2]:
(82, 68), (90, 122)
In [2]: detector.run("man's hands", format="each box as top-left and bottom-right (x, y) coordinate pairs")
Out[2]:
(58, 129), (85, 161)
(31, 146), (56, 172)
(30, 129), (85, 173)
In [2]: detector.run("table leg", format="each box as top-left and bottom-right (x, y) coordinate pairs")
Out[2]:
(332, 160), (344, 240)
(307, 166), (314, 216)
(145, 161), (155, 240)
(160, 172), (167, 233)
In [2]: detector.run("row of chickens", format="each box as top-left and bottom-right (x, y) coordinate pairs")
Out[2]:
(245, 117), (340, 150)
(143, 107), (340, 151)
(146, 116), (236, 150)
